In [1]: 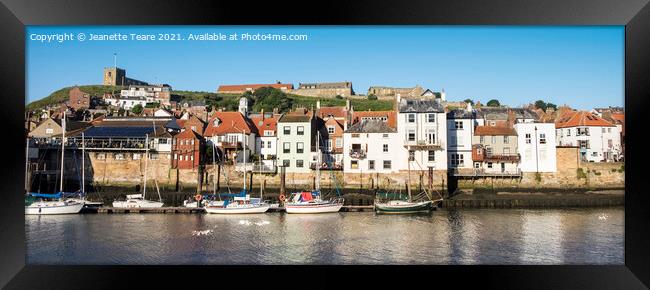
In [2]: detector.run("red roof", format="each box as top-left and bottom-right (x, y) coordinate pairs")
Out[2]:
(474, 126), (517, 136)
(352, 111), (397, 129)
(217, 83), (294, 92)
(555, 111), (615, 129)
(174, 127), (202, 140)
(250, 115), (278, 136)
(318, 107), (347, 119)
(204, 112), (256, 137)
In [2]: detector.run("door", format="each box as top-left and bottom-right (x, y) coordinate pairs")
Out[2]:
(501, 163), (505, 173)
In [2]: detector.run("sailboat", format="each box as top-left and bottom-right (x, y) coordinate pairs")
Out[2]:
(25, 110), (84, 215)
(285, 131), (344, 214)
(374, 155), (440, 214)
(65, 132), (103, 209)
(204, 131), (270, 214)
(112, 134), (164, 208)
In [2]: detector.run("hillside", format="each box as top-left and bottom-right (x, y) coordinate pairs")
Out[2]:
(28, 86), (395, 113)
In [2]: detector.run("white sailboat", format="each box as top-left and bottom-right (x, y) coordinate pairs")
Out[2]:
(205, 131), (270, 214)
(26, 111), (84, 215)
(285, 131), (344, 214)
(113, 134), (164, 208)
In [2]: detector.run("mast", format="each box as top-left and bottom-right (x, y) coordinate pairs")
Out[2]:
(407, 153), (412, 202)
(243, 132), (246, 193)
(25, 137), (29, 193)
(60, 110), (66, 194)
(212, 142), (216, 196)
(316, 131), (320, 191)
(259, 155), (263, 200)
(81, 132), (85, 195)
(143, 134), (149, 199)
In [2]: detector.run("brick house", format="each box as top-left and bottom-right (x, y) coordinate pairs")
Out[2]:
(68, 86), (91, 111)
(172, 128), (204, 169)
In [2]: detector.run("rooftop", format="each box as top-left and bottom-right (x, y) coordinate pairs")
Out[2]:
(474, 126), (518, 136)
(398, 98), (444, 113)
(346, 119), (397, 133)
(555, 111), (615, 128)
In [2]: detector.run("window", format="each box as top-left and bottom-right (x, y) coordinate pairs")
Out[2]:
(352, 133), (360, 138)
(191, 155), (194, 161)
(150, 153), (159, 160)
(503, 136), (509, 144)
(539, 134), (546, 144)
(260, 141), (265, 149)
(159, 138), (168, 144)
(487, 162), (493, 168)
(115, 153), (125, 160)
(97, 153), (106, 160)
(173, 153), (177, 160)
(602, 128), (606, 133)
(426, 129), (436, 144)
(297, 126), (304, 135)
(351, 160), (359, 169)
(408, 150), (415, 161)
(503, 148), (510, 154)
(336, 139), (343, 148)
(480, 136), (484, 143)
(133, 153), (141, 160)
(326, 140), (333, 151)
(485, 147), (493, 156)
(428, 114), (436, 123)
(297, 142), (304, 153)
(525, 134), (531, 144)
(383, 134), (389, 138)
(579, 140), (590, 149)
(408, 130), (415, 142)
(408, 114), (415, 123)
(491, 136), (496, 144)
(474, 162), (480, 169)
(428, 150), (435, 162)
(296, 160), (304, 168)
(490, 121), (496, 126)
(283, 142), (290, 154)
(368, 160), (375, 170)
(267, 141), (272, 148)
(608, 128), (612, 133)
(327, 126), (335, 134)
(383, 160), (391, 169)
(455, 121), (463, 130)
(282, 159), (290, 167)
(383, 144), (388, 153)
(283, 126), (290, 135)
(45, 128), (53, 134)
(264, 130), (273, 137)
(566, 129), (571, 136)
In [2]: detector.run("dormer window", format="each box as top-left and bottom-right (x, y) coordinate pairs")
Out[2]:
(213, 118), (221, 127)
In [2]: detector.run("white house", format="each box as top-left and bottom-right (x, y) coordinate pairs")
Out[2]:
(446, 103), (480, 170)
(250, 112), (280, 172)
(343, 119), (400, 173)
(105, 96), (148, 110)
(277, 109), (313, 173)
(555, 111), (621, 162)
(514, 122), (557, 172)
(203, 111), (257, 163)
(397, 96), (448, 172)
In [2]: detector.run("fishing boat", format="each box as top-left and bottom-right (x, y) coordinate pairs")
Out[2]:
(112, 134), (164, 208)
(285, 131), (344, 214)
(204, 131), (269, 214)
(25, 111), (84, 215)
(374, 155), (441, 214)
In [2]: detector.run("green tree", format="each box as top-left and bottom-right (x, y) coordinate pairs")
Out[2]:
(546, 103), (558, 111)
(486, 99), (500, 107)
(335, 95), (343, 99)
(132, 104), (143, 115)
(463, 99), (474, 105)
(534, 100), (547, 111)
(249, 87), (293, 112)
(367, 94), (378, 100)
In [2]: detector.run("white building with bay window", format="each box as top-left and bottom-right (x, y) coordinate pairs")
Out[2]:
(343, 119), (400, 173)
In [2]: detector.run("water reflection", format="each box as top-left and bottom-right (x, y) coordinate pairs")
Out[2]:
(26, 208), (624, 265)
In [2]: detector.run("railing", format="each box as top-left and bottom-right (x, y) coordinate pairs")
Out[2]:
(484, 153), (521, 161)
(349, 149), (366, 159)
(310, 162), (344, 170)
(31, 138), (149, 151)
(404, 139), (444, 149)
(450, 168), (522, 177)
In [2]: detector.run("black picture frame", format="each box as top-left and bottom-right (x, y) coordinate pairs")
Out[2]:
(1, 0), (649, 288)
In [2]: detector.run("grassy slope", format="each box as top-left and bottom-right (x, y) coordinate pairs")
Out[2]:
(28, 87), (394, 112)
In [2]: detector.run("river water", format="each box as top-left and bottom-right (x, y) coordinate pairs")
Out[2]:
(26, 207), (623, 265)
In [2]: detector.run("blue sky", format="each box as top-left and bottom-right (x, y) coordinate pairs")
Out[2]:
(26, 26), (624, 109)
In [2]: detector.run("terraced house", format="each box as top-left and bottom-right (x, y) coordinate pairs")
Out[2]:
(555, 111), (621, 162)
(277, 108), (314, 173)
(472, 126), (521, 176)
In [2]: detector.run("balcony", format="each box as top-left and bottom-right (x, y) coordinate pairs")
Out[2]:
(484, 152), (520, 162)
(404, 139), (444, 150)
(35, 137), (149, 151)
(349, 149), (366, 159)
(450, 168), (522, 177)
(310, 162), (343, 171)
(218, 141), (241, 149)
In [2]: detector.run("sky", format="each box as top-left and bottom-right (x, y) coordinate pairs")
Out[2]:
(26, 26), (624, 110)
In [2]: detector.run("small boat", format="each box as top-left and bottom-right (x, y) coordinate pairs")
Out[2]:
(25, 111), (84, 215)
(284, 132), (344, 214)
(204, 190), (270, 214)
(25, 193), (84, 215)
(374, 199), (434, 214)
(112, 134), (164, 208)
(284, 191), (344, 214)
(113, 194), (164, 208)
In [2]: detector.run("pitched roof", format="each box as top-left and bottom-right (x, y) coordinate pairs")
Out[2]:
(555, 111), (615, 128)
(398, 98), (444, 113)
(278, 109), (312, 123)
(174, 127), (202, 140)
(479, 107), (538, 120)
(351, 111), (397, 129)
(204, 112), (256, 136)
(346, 119), (397, 133)
(217, 83), (293, 92)
(318, 106), (347, 119)
(250, 115), (279, 135)
(474, 126), (517, 136)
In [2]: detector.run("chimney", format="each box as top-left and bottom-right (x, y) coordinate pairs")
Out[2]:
(396, 93), (402, 110)
(261, 109), (265, 120)
(345, 99), (350, 111)
(317, 100), (321, 109)
(273, 107), (279, 114)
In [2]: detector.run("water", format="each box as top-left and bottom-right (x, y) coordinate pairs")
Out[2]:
(25, 207), (624, 265)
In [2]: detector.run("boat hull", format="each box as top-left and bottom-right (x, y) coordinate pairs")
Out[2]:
(25, 201), (84, 215)
(374, 201), (433, 214)
(205, 204), (270, 214)
(112, 200), (164, 208)
(285, 203), (343, 214)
